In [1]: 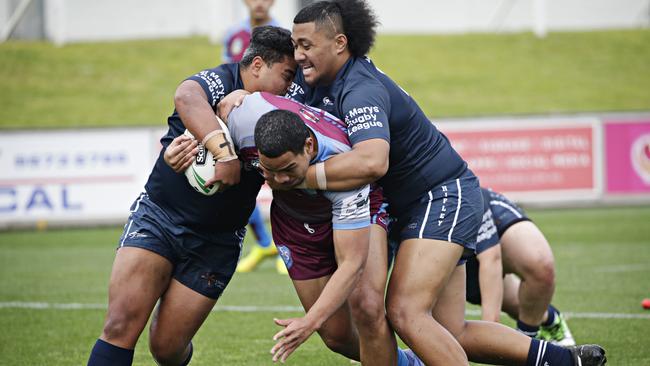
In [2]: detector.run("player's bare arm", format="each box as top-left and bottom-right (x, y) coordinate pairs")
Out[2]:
(270, 226), (370, 363)
(175, 80), (241, 188)
(300, 139), (389, 191)
(477, 244), (505, 322)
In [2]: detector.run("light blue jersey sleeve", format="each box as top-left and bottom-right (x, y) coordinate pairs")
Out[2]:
(227, 92), (276, 149)
(324, 185), (371, 230)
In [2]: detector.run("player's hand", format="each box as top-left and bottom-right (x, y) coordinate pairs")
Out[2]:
(217, 89), (250, 122)
(164, 135), (198, 173)
(270, 317), (317, 363)
(206, 159), (241, 191)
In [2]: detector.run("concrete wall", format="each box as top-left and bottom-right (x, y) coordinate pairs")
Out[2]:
(1, 0), (649, 43)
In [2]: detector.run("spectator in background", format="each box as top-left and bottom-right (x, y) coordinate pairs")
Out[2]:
(223, 0), (280, 63)
(223, 0), (287, 274)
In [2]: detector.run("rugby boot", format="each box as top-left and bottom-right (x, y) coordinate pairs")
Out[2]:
(567, 344), (607, 366)
(539, 312), (576, 346)
(236, 244), (278, 273)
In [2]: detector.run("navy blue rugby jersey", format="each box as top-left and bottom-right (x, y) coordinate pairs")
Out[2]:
(288, 57), (467, 215)
(145, 63), (264, 233)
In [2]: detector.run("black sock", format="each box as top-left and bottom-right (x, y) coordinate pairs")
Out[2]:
(542, 304), (559, 327)
(517, 320), (540, 337)
(87, 339), (134, 366)
(526, 338), (573, 366)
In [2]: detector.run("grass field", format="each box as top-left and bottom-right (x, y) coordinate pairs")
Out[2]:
(0, 29), (649, 129)
(1, 28), (649, 365)
(0, 206), (649, 365)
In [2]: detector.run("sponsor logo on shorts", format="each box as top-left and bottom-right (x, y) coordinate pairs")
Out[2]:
(438, 185), (448, 226)
(303, 223), (315, 234)
(201, 272), (226, 290)
(277, 245), (293, 269)
(476, 210), (497, 243)
(127, 231), (148, 239)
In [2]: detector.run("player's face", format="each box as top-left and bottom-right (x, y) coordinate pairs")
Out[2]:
(292, 22), (340, 86)
(245, 0), (274, 22)
(259, 145), (311, 189)
(257, 56), (297, 95)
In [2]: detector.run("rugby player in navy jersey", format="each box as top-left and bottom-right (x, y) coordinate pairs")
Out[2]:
(215, 1), (606, 365)
(166, 92), (422, 366)
(466, 188), (575, 345)
(85, 26), (296, 366)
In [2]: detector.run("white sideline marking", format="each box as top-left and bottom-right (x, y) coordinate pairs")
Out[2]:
(595, 264), (650, 273)
(1, 302), (650, 319)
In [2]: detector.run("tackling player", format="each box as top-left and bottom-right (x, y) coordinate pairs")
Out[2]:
(86, 26), (295, 366)
(220, 1), (606, 365)
(466, 188), (575, 345)
(166, 92), (422, 365)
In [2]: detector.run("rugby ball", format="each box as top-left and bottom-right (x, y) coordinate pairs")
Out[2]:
(183, 129), (220, 195)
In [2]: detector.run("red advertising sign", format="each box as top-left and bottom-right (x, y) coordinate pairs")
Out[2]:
(437, 119), (598, 198)
(604, 120), (650, 194)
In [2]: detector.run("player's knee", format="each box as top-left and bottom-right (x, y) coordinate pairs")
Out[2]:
(149, 337), (186, 366)
(101, 311), (139, 344)
(386, 298), (415, 334)
(349, 292), (386, 331)
(529, 258), (555, 289)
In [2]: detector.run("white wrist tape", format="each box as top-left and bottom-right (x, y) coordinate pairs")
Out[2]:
(203, 116), (238, 162)
(315, 162), (327, 190)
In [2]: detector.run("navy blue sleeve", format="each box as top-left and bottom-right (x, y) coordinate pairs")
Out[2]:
(341, 80), (391, 145)
(186, 69), (228, 109)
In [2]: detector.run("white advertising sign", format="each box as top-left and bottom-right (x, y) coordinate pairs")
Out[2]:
(0, 128), (161, 228)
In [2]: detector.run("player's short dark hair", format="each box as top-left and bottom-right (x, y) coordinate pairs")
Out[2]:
(240, 26), (294, 67)
(294, 0), (379, 57)
(255, 110), (310, 158)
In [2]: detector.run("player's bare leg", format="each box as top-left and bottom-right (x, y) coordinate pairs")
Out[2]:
(148, 279), (218, 366)
(293, 276), (360, 360)
(348, 225), (397, 366)
(99, 247), (173, 349)
(501, 274), (522, 320)
(433, 264), (532, 364)
(386, 238), (468, 365)
(500, 221), (555, 327)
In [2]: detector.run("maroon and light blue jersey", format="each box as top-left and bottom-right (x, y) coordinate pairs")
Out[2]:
(221, 18), (281, 63)
(288, 57), (469, 216)
(228, 92), (371, 230)
(145, 63), (264, 233)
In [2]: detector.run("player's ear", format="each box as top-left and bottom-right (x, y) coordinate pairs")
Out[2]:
(304, 137), (314, 154)
(334, 34), (347, 55)
(250, 56), (265, 77)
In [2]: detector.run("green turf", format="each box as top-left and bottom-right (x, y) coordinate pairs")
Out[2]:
(0, 206), (649, 365)
(1, 29), (649, 129)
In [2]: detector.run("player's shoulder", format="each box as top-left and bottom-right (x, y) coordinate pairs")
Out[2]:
(341, 58), (388, 99)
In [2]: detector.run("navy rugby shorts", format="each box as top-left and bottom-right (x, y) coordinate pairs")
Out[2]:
(484, 188), (531, 237)
(118, 193), (245, 300)
(389, 170), (483, 263)
(466, 189), (531, 304)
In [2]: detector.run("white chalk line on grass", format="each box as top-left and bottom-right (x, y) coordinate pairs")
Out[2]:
(594, 263), (650, 273)
(1, 301), (650, 319)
